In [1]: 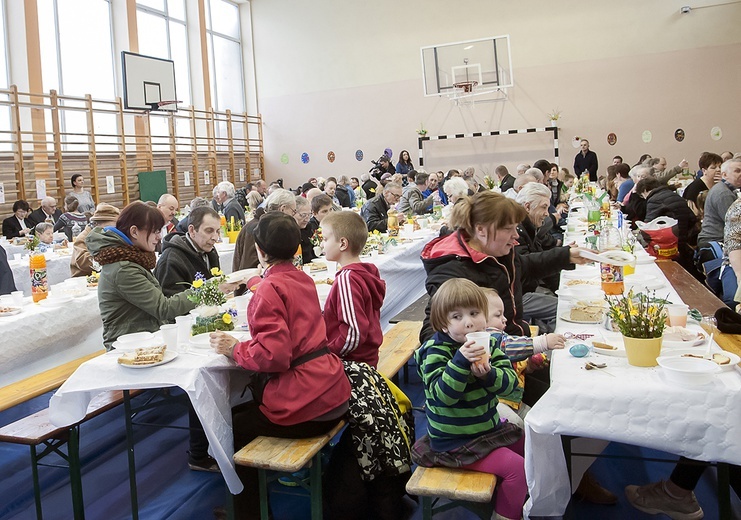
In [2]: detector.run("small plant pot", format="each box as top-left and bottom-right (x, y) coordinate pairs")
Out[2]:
(623, 335), (663, 367)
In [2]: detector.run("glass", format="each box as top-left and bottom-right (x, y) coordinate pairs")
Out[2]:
(0, 0), (7, 89)
(169, 21), (191, 105)
(137, 10), (169, 58)
(167, 0), (185, 20)
(207, 0), (240, 38)
(211, 36), (245, 111)
(38, 0), (60, 93)
(137, 0), (165, 10)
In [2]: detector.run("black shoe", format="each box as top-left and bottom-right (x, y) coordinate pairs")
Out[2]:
(189, 455), (221, 473)
(574, 471), (617, 505)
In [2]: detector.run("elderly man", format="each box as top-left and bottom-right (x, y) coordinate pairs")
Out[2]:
(246, 180), (267, 211)
(361, 181), (403, 233)
(214, 181), (245, 226)
(504, 173), (537, 199)
(647, 156), (689, 184)
(157, 193), (179, 234)
(152, 205), (222, 473)
(398, 171), (436, 215)
(697, 158), (741, 250)
(516, 164), (530, 176)
(573, 139), (598, 181)
(496, 165), (516, 192)
(176, 197), (211, 234)
(233, 188), (297, 271)
(325, 178), (350, 208)
(28, 196), (63, 227)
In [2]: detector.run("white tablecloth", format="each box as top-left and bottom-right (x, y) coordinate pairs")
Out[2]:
(0, 291), (104, 385)
(49, 347), (252, 494)
(215, 231), (431, 331)
(9, 249), (74, 296)
(0, 241), (27, 258)
(523, 256), (741, 518)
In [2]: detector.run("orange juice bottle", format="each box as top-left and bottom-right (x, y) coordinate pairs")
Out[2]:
(30, 253), (48, 302)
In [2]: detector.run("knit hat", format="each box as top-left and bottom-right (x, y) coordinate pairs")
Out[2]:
(90, 203), (120, 224)
(254, 212), (300, 260)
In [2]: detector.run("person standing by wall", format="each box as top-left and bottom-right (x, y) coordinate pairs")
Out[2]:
(573, 139), (598, 181)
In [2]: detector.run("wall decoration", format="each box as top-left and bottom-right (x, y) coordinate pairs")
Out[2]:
(239, 168), (245, 182)
(221, 170), (228, 182)
(301, 152), (310, 164)
(106, 176), (115, 194)
(184, 171), (191, 186)
(607, 133), (617, 146)
(203, 170), (210, 185)
(674, 129), (685, 142)
(36, 179), (46, 199)
(280, 153), (289, 164)
(642, 130), (652, 144)
(571, 136), (581, 149)
(0, 183), (4, 204)
(327, 151), (336, 163)
(710, 126), (722, 141)
(355, 150), (364, 161)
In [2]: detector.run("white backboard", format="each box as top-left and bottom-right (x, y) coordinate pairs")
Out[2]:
(122, 51), (178, 111)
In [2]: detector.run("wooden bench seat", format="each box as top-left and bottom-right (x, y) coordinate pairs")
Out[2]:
(232, 320), (423, 520)
(406, 466), (497, 520)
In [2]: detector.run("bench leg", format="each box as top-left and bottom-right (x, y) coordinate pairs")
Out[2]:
(68, 426), (85, 520)
(310, 453), (323, 520)
(718, 462), (731, 520)
(123, 391), (139, 520)
(29, 444), (43, 520)
(420, 496), (432, 520)
(257, 468), (270, 520)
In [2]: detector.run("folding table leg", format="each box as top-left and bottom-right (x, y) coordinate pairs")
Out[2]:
(421, 496), (432, 520)
(29, 444), (43, 520)
(310, 453), (322, 520)
(718, 462), (731, 520)
(123, 390), (139, 520)
(257, 469), (269, 520)
(68, 426), (85, 519)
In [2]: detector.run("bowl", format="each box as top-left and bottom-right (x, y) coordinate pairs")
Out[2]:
(657, 356), (720, 386)
(117, 331), (155, 346)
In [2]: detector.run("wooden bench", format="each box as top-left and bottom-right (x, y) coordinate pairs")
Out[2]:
(0, 389), (137, 520)
(232, 320), (423, 520)
(406, 466), (497, 520)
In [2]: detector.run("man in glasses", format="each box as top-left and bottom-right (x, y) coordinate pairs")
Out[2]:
(360, 181), (405, 233)
(28, 196), (63, 227)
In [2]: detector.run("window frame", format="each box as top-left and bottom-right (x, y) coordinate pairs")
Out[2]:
(206, 0), (245, 113)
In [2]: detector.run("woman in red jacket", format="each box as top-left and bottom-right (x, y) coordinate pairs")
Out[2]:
(210, 212), (350, 519)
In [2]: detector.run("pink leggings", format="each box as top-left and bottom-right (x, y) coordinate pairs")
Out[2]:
(461, 436), (526, 520)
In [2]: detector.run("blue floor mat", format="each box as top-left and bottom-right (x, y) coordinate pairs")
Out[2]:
(1, 365), (738, 519)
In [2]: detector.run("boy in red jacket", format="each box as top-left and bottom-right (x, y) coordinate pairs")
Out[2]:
(321, 211), (386, 367)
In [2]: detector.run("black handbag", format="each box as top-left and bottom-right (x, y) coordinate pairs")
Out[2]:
(248, 347), (330, 404)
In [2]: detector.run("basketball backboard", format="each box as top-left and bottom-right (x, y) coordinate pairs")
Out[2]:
(122, 51), (179, 111)
(421, 35), (513, 100)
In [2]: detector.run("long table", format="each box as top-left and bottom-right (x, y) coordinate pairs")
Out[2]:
(9, 249), (75, 296)
(524, 258), (741, 518)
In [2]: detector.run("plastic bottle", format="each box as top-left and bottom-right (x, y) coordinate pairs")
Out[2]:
(387, 212), (399, 236)
(30, 253), (49, 302)
(71, 222), (81, 239)
(598, 227), (624, 295)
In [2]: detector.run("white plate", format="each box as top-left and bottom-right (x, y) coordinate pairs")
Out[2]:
(0, 307), (23, 317)
(559, 311), (604, 324)
(227, 268), (260, 283)
(579, 250), (636, 266)
(660, 349), (740, 372)
(661, 330), (706, 348)
(39, 296), (74, 307)
(625, 274), (665, 290)
(591, 342), (626, 357)
(215, 243), (235, 251)
(635, 255), (657, 265)
(189, 333), (212, 347)
(118, 350), (178, 369)
(562, 267), (599, 280)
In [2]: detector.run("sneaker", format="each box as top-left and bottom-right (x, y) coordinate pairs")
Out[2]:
(625, 481), (704, 520)
(574, 471), (617, 505)
(277, 468), (309, 487)
(188, 455), (221, 473)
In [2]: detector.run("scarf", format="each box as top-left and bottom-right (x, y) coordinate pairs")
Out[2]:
(95, 245), (157, 271)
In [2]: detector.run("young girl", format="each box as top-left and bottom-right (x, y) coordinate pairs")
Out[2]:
(34, 222), (67, 252)
(413, 278), (526, 520)
(484, 288), (564, 428)
(209, 212), (350, 519)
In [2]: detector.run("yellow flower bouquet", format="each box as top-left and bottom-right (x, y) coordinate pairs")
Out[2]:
(185, 267), (236, 335)
(606, 289), (666, 339)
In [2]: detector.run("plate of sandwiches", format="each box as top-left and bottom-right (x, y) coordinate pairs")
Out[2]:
(560, 301), (606, 324)
(591, 341), (626, 357)
(661, 349), (740, 372)
(303, 261), (327, 273)
(118, 345), (177, 368)
(314, 278), (334, 285)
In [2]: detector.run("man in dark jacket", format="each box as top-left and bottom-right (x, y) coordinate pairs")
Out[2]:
(496, 165), (516, 192)
(154, 206), (222, 296)
(0, 247), (17, 295)
(152, 205), (222, 472)
(360, 182), (403, 233)
(573, 139), (598, 181)
(215, 181), (246, 226)
(27, 197), (63, 227)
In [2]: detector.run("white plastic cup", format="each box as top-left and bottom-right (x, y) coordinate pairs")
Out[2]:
(666, 304), (689, 327)
(13, 253), (21, 261)
(10, 291), (24, 307)
(325, 260), (337, 276)
(403, 223), (414, 235)
(465, 331), (492, 354)
(175, 315), (192, 346)
(418, 218), (429, 229)
(232, 295), (250, 325)
(160, 323), (179, 352)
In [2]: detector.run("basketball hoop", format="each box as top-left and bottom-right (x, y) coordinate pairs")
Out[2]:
(148, 100), (181, 111)
(453, 81), (478, 94)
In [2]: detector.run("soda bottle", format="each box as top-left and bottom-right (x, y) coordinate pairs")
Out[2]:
(30, 253), (49, 302)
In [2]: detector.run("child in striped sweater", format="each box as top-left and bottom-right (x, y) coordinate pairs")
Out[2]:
(413, 278), (526, 520)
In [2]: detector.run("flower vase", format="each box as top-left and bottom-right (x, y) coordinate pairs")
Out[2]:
(313, 246), (323, 257)
(622, 335), (663, 367)
(226, 230), (240, 244)
(190, 305), (235, 336)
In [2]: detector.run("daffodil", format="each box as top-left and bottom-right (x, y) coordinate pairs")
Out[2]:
(211, 267), (223, 276)
(192, 279), (204, 288)
(222, 313), (232, 325)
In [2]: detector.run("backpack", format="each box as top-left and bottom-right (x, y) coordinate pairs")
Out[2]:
(235, 187), (249, 210)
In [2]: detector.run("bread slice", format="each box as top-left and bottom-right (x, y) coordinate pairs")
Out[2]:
(712, 353), (731, 366)
(118, 345), (167, 366)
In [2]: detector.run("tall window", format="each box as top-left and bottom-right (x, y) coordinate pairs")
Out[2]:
(206, 0), (245, 113)
(136, 0), (191, 107)
(38, 0), (115, 99)
(0, 1), (9, 150)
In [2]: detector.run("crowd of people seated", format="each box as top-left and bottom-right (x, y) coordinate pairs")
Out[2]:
(1, 146), (740, 520)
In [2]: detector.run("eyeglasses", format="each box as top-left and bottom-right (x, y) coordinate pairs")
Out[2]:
(297, 212), (311, 219)
(283, 205), (297, 216)
(387, 192), (402, 200)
